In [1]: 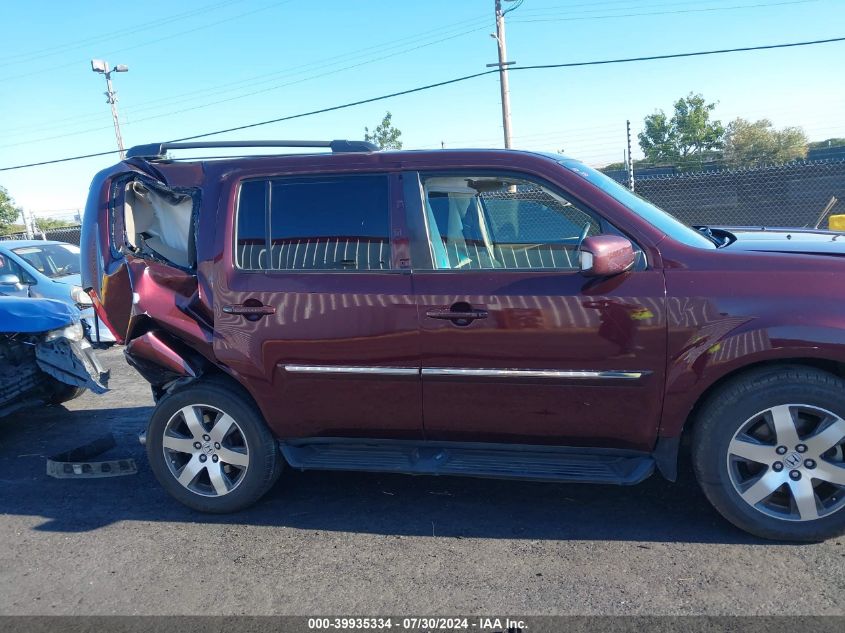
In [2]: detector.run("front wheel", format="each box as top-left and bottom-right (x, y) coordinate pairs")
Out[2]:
(48, 381), (87, 405)
(146, 379), (281, 513)
(693, 365), (845, 541)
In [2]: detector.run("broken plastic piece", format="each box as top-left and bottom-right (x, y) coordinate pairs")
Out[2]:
(46, 434), (137, 479)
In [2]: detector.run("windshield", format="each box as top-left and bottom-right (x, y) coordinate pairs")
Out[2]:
(554, 157), (716, 249)
(13, 243), (81, 278)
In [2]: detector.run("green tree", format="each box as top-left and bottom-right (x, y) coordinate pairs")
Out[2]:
(600, 159), (649, 172)
(809, 137), (845, 149)
(601, 161), (626, 171)
(364, 111), (403, 149)
(723, 118), (808, 167)
(34, 217), (77, 232)
(638, 93), (724, 168)
(0, 186), (23, 234)
(638, 111), (675, 164)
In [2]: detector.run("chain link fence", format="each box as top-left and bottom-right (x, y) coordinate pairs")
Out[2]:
(40, 225), (82, 245)
(0, 225), (82, 245)
(609, 159), (845, 228)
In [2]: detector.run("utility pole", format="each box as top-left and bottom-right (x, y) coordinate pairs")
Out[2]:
(488, 0), (522, 149)
(91, 59), (129, 159)
(626, 119), (635, 192)
(29, 212), (42, 240)
(19, 208), (31, 240)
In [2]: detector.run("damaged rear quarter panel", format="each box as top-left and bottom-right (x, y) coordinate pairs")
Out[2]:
(126, 256), (211, 349)
(82, 161), (220, 389)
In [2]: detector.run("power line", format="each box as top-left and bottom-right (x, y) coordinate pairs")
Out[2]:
(111, 15), (489, 117)
(0, 0), (296, 83)
(520, 0), (749, 11)
(0, 0), (759, 83)
(512, 35), (845, 70)
(168, 36), (845, 143)
(516, 0), (817, 17)
(1, 149), (123, 171)
(0, 0), (819, 137)
(1, 14), (491, 139)
(0, 22), (492, 148)
(2, 35), (843, 172)
(0, 0), (246, 67)
(510, 0), (820, 23)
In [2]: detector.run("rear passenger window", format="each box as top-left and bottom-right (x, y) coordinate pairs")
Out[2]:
(235, 175), (392, 271)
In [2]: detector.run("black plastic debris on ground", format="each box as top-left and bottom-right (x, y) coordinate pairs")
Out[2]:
(46, 433), (138, 479)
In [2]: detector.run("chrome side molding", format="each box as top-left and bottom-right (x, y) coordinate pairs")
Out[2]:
(283, 365), (647, 380)
(283, 365), (418, 376)
(421, 368), (647, 380)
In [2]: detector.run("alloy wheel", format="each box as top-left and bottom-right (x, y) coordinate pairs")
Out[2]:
(727, 404), (845, 521)
(161, 404), (250, 497)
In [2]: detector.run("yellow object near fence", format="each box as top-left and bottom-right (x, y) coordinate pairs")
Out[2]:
(829, 214), (845, 231)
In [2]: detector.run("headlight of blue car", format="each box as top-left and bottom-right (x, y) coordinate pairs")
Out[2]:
(44, 321), (85, 342)
(71, 285), (93, 308)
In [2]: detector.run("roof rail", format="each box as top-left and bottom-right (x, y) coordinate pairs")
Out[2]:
(125, 139), (378, 159)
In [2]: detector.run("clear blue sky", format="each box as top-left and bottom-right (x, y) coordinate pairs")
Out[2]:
(1, 0), (843, 217)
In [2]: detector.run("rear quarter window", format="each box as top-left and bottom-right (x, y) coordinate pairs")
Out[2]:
(235, 181), (268, 270)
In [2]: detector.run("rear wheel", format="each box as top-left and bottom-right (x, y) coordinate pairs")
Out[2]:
(693, 365), (845, 541)
(146, 380), (281, 513)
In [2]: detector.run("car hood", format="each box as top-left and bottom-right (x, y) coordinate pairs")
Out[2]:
(51, 273), (81, 286)
(0, 296), (78, 333)
(720, 227), (845, 255)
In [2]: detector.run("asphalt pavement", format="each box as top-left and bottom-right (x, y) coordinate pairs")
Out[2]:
(0, 347), (843, 615)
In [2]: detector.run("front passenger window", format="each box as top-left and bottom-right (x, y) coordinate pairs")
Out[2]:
(421, 175), (602, 271)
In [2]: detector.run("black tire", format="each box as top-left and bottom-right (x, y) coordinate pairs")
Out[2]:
(49, 382), (86, 405)
(146, 378), (281, 513)
(692, 364), (845, 542)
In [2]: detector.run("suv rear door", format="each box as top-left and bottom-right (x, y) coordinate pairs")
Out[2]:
(213, 171), (422, 440)
(406, 170), (666, 451)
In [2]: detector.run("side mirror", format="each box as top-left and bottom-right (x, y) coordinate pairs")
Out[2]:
(0, 273), (22, 287)
(580, 235), (636, 277)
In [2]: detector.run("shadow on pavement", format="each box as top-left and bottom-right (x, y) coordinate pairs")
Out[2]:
(0, 400), (773, 545)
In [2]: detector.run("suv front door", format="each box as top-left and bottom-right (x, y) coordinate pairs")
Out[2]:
(213, 172), (422, 440)
(407, 171), (666, 451)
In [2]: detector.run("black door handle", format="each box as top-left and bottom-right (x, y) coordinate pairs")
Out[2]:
(222, 303), (276, 321)
(425, 309), (488, 320)
(425, 306), (488, 326)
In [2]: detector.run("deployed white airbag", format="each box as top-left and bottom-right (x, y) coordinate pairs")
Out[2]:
(124, 181), (193, 267)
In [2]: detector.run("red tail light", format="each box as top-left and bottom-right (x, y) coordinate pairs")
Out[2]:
(86, 288), (125, 345)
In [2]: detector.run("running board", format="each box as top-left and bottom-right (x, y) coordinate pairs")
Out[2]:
(279, 439), (654, 485)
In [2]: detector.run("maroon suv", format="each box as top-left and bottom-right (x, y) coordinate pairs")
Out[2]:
(81, 140), (845, 541)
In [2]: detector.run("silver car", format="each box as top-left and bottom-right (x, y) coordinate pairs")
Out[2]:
(0, 240), (115, 345)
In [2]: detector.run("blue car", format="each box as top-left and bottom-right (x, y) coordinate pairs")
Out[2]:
(0, 295), (108, 417)
(0, 240), (115, 344)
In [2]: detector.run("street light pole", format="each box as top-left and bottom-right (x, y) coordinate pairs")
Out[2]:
(91, 60), (128, 159)
(103, 70), (125, 159)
